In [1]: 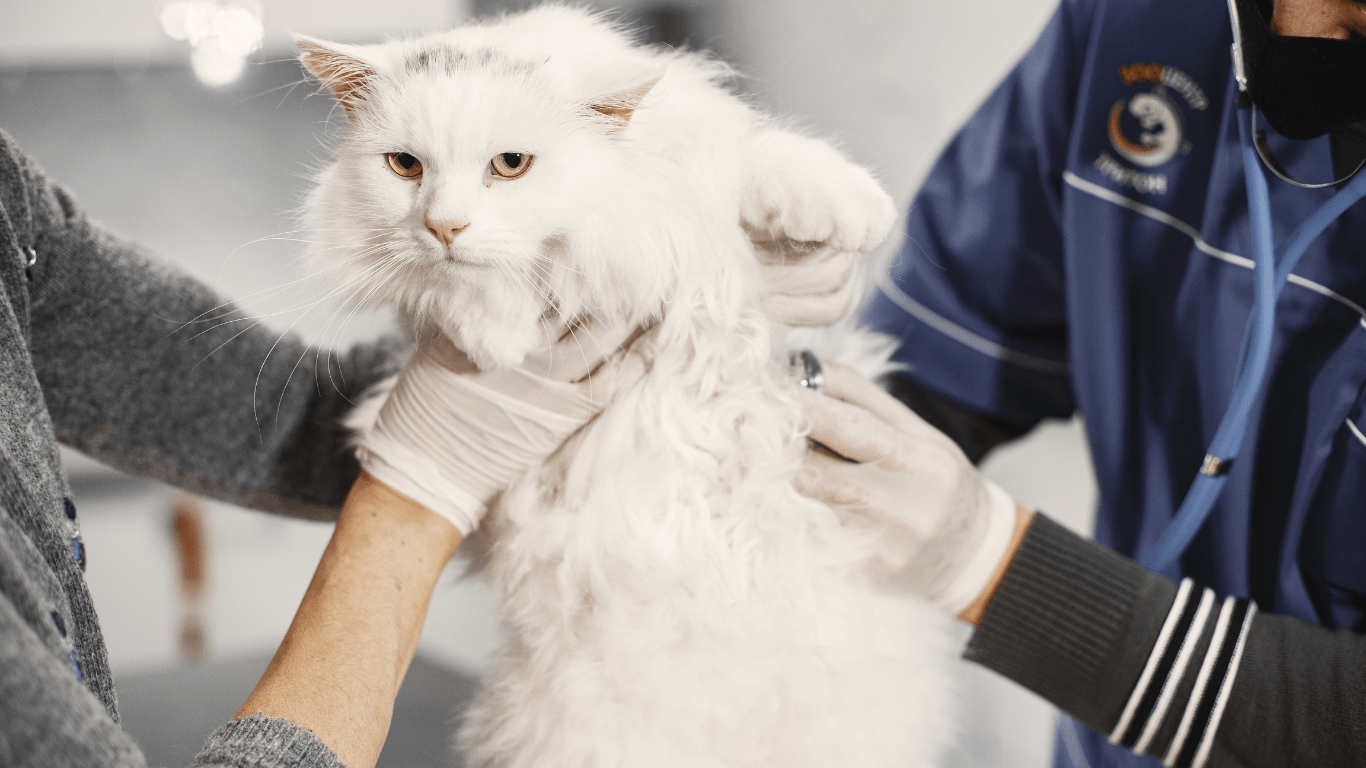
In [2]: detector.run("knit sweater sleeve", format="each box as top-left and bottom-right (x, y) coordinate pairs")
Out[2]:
(0, 130), (366, 768)
(191, 718), (345, 768)
(0, 506), (344, 768)
(966, 513), (1366, 767)
(8, 131), (405, 520)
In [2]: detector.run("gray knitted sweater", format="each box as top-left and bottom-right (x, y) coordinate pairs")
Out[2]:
(0, 129), (400, 767)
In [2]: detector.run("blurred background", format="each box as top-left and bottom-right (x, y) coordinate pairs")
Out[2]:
(0, 1), (1090, 766)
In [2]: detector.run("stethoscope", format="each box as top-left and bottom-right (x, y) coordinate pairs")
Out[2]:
(1141, 6), (1366, 572)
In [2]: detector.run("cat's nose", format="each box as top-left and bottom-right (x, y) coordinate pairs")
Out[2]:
(426, 219), (468, 245)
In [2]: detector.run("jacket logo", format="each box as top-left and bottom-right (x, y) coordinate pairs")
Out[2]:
(1095, 63), (1208, 195)
(1108, 92), (1183, 167)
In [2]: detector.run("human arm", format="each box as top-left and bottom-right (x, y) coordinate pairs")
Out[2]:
(0, 470), (453, 768)
(208, 471), (460, 768)
(209, 324), (643, 766)
(4, 129), (399, 520)
(969, 512), (1366, 768)
(802, 365), (1366, 768)
(795, 362), (1022, 615)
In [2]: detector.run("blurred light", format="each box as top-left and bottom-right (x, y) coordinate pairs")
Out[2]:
(159, 3), (196, 41)
(191, 44), (248, 87)
(160, 0), (263, 87)
(218, 7), (265, 57)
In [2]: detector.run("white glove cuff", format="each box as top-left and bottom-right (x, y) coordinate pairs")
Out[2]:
(357, 351), (593, 537)
(357, 441), (484, 535)
(934, 479), (1018, 614)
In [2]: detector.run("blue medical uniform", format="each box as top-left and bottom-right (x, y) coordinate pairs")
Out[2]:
(861, 0), (1366, 765)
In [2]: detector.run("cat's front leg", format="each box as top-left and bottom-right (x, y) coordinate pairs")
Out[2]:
(739, 127), (895, 256)
(739, 128), (895, 325)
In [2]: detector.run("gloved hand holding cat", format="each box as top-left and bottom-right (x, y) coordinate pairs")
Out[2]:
(357, 320), (646, 534)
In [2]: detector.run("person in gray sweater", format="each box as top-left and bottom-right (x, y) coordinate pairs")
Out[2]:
(0, 125), (637, 768)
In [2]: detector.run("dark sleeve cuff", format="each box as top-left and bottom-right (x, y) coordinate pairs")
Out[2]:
(964, 513), (1176, 734)
(882, 371), (1040, 464)
(192, 716), (345, 768)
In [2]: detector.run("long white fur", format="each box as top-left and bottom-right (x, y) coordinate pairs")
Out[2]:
(302, 6), (953, 767)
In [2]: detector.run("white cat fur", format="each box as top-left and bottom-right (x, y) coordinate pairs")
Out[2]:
(301, 7), (954, 767)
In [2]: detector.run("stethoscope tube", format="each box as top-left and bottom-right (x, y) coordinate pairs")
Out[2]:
(1142, 103), (1366, 573)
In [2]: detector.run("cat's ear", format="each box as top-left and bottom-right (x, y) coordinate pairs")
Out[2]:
(588, 80), (658, 132)
(295, 35), (379, 115)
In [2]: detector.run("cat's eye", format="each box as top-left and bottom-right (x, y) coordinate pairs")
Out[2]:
(489, 152), (533, 179)
(386, 152), (423, 179)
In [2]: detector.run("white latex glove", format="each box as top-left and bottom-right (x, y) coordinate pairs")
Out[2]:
(757, 245), (862, 327)
(794, 362), (1019, 613)
(357, 320), (645, 535)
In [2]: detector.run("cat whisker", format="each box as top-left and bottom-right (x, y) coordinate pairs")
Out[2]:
(281, 239), (398, 396)
(180, 251), (389, 340)
(530, 246), (583, 277)
(250, 255), (402, 433)
(314, 257), (410, 401)
(233, 229), (397, 268)
(265, 226), (400, 235)
(488, 253), (565, 323)
(195, 318), (278, 388)
(315, 255), (403, 352)
(312, 259), (410, 401)
(170, 246), (388, 333)
(214, 226), (394, 279)
(474, 248), (552, 303)
(525, 277), (562, 318)
(279, 239), (398, 271)
(190, 270), (378, 352)
(556, 321), (611, 393)
(192, 249), (394, 372)
(520, 258), (574, 323)
(527, 253), (574, 299)
(320, 98), (349, 126)
(285, 269), (398, 401)
(303, 250), (401, 322)
(229, 227), (395, 254)
(238, 68), (313, 104)
(243, 73), (316, 110)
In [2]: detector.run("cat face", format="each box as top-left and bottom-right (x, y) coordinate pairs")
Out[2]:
(300, 23), (664, 369)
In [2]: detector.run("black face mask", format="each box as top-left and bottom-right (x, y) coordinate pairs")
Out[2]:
(1230, 0), (1366, 140)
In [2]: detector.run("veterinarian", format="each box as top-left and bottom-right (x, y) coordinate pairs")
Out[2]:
(800, 0), (1366, 767)
(0, 128), (644, 768)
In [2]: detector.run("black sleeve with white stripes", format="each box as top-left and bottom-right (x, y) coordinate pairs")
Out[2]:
(964, 513), (1366, 767)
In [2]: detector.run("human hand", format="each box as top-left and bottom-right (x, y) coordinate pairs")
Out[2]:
(757, 246), (864, 327)
(356, 319), (646, 534)
(793, 362), (1020, 614)
(740, 128), (895, 326)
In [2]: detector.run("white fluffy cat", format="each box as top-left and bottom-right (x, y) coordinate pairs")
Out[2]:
(298, 6), (954, 767)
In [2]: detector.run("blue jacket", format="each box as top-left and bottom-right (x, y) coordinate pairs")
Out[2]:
(863, 0), (1366, 764)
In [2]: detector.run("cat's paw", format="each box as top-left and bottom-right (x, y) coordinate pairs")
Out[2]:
(739, 128), (895, 256)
